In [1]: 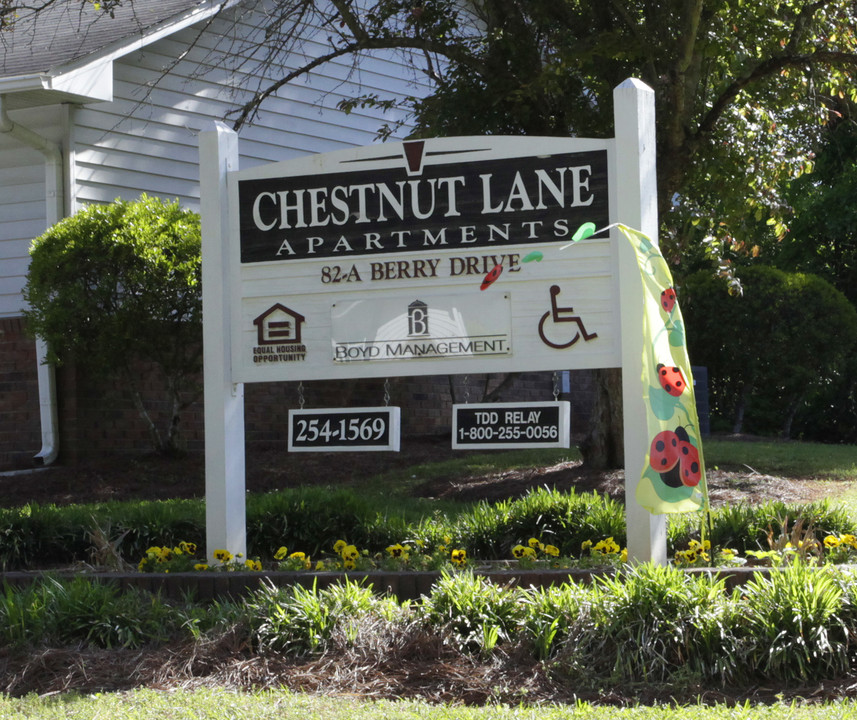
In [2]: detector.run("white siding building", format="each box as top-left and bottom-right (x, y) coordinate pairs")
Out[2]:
(0, 0), (427, 468)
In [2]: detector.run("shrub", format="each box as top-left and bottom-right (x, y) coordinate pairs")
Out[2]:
(418, 570), (524, 654)
(519, 582), (594, 660)
(245, 487), (409, 558)
(23, 195), (202, 454)
(248, 578), (392, 654)
(0, 577), (179, 649)
(742, 561), (848, 682)
(559, 563), (735, 686)
(682, 266), (857, 439)
(436, 487), (624, 560)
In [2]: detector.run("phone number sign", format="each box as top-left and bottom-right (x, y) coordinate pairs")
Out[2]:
(287, 407), (401, 452)
(452, 401), (571, 449)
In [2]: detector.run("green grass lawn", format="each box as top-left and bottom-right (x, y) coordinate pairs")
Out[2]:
(703, 438), (857, 479)
(3, 689), (857, 720)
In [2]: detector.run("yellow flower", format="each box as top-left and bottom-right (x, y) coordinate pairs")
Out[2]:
(824, 535), (841, 548)
(138, 559), (147, 571)
(290, 551), (307, 561)
(842, 534), (857, 549)
(341, 544), (359, 561)
(179, 541), (197, 555)
(443, 535), (452, 545)
(274, 546), (289, 560)
(213, 548), (233, 563)
(194, 563), (209, 571)
(244, 558), (262, 571)
(343, 559), (356, 570)
(544, 544), (560, 557)
(333, 540), (347, 554)
(721, 547), (736, 557)
(386, 543), (405, 558)
(581, 540), (593, 552)
(594, 538), (620, 555)
(620, 548), (628, 563)
(528, 537), (543, 550)
(315, 560), (325, 571)
(451, 548), (467, 566)
(512, 544), (527, 559)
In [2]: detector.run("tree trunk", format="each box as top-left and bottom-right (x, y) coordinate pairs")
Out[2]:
(579, 368), (624, 470)
(732, 381), (753, 434)
(781, 395), (801, 440)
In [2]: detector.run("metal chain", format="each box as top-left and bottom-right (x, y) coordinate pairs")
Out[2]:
(463, 375), (470, 404)
(383, 378), (391, 407)
(552, 371), (560, 401)
(297, 381), (305, 409)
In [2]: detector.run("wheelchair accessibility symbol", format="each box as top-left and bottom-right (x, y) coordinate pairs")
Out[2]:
(538, 285), (598, 349)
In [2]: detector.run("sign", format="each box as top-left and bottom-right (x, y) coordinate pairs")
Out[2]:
(202, 80), (674, 566)
(287, 407), (401, 452)
(238, 149), (609, 263)
(330, 292), (512, 362)
(229, 136), (619, 384)
(452, 401), (571, 449)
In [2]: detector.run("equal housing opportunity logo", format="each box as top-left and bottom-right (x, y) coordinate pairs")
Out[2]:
(252, 303), (307, 363)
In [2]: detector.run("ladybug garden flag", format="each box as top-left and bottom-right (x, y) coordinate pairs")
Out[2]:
(617, 224), (709, 515)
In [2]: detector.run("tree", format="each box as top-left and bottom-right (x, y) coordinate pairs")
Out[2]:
(776, 107), (857, 304)
(23, 195), (202, 455)
(197, 0), (857, 260)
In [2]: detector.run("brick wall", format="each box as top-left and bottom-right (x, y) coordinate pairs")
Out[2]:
(0, 318), (42, 469)
(1, 319), (596, 469)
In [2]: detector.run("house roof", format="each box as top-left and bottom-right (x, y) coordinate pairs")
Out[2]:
(0, 0), (232, 107)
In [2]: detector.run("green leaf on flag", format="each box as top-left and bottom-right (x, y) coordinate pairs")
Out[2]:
(649, 385), (679, 420)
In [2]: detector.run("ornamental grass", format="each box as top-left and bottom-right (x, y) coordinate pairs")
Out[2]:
(4, 562), (857, 694)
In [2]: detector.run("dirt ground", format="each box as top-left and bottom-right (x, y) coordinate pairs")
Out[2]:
(0, 434), (846, 509)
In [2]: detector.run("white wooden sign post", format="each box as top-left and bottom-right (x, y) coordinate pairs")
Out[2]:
(200, 78), (665, 564)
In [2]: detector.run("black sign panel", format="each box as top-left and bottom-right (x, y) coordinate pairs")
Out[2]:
(288, 407), (400, 452)
(238, 150), (609, 263)
(452, 402), (570, 449)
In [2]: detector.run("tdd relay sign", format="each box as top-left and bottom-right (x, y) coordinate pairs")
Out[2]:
(452, 401), (571, 449)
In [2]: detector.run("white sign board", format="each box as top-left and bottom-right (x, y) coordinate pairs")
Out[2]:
(228, 137), (619, 382)
(200, 79), (667, 565)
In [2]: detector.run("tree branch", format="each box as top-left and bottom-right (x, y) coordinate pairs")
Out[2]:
(229, 34), (487, 130)
(697, 50), (857, 139)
